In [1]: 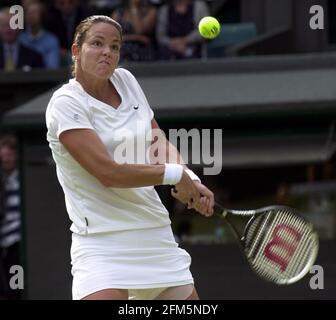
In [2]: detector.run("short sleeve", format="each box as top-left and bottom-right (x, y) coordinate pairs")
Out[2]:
(148, 105), (154, 120)
(47, 95), (94, 138)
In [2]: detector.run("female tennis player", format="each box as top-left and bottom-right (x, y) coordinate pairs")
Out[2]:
(46, 15), (214, 300)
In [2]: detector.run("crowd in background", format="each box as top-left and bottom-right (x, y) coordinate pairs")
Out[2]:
(0, 0), (217, 71)
(0, 135), (21, 300)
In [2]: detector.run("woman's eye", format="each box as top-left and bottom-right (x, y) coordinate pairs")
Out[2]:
(92, 41), (102, 46)
(112, 45), (120, 52)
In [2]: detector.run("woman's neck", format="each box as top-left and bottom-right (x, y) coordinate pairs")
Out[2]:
(76, 73), (111, 99)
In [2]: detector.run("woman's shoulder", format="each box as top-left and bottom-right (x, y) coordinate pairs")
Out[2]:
(56, 79), (85, 97)
(48, 79), (87, 106)
(113, 67), (137, 82)
(114, 67), (133, 76)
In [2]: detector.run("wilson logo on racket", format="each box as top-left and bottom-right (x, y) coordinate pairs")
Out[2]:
(263, 224), (302, 272)
(214, 203), (319, 284)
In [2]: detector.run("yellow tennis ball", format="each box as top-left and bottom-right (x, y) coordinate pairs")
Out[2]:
(198, 16), (221, 39)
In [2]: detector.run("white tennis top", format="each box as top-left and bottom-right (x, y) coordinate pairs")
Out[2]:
(46, 68), (171, 234)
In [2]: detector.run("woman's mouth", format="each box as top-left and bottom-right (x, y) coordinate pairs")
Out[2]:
(99, 61), (111, 66)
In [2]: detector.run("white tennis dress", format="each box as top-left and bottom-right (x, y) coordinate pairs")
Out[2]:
(46, 68), (193, 299)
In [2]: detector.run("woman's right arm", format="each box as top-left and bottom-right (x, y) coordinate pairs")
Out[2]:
(60, 128), (164, 188)
(59, 128), (200, 206)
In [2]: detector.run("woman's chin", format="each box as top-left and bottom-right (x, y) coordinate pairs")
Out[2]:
(96, 69), (114, 79)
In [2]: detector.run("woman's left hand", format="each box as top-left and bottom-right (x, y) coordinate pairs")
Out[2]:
(172, 181), (214, 217)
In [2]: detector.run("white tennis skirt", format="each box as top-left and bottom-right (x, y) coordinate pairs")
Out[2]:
(71, 225), (194, 300)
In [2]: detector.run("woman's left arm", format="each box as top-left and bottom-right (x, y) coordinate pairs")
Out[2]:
(151, 119), (214, 216)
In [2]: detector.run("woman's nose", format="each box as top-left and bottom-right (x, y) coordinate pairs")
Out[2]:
(102, 46), (112, 56)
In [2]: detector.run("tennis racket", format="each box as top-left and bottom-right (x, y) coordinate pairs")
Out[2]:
(214, 202), (319, 285)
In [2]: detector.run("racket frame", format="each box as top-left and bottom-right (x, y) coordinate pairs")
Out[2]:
(214, 202), (319, 285)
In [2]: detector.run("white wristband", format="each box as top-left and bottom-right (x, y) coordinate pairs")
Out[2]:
(185, 169), (201, 183)
(162, 163), (184, 185)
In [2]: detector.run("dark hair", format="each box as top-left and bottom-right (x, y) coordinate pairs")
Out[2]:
(71, 15), (123, 77)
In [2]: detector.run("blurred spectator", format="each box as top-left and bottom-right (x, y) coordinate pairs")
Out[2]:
(45, 0), (89, 65)
(0, 1), (17, 7)
(156, 0), (209, 60)
(19, 1), (60, 69)
(88, 0), (121, 15)
(0, 135), (21, 300)
(305, 162), (336, 239)
(275, 182), (292, 206)
(0, 167), (5, 300)
(21, 0), (39, 10)
(112, 0), (157, 62)
(148, 0), (164, 7)
(0, 7), (44, 71)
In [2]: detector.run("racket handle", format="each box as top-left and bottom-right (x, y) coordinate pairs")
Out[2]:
(214, 202), (228, 217)
(172, 186), (227, 217)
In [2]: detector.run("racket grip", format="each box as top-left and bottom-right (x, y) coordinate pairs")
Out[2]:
(214, 202), (227, 217)
(173, 186), (226, 217)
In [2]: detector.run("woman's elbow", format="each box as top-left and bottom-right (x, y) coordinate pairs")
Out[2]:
(97, 170), (127, 188)
(99, 176), (114, 188)
(91, 161), (123, 188)
(98, 174), (120, 188)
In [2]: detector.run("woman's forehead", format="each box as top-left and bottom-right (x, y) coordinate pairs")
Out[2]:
(87, 22), (121, 40)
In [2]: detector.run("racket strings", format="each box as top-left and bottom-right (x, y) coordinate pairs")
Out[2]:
(272, 212), (315, 281)
(244, 211), (273, 259)
(246, 212), (286, 281)
(259, 211), (313, 282)
(288, 224), (318, 279)
(244, 209), (318, 284)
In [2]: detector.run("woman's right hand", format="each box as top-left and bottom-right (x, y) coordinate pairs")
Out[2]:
(171, 170), (201, 209)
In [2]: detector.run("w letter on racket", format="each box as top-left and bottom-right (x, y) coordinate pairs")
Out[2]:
(264, 224), (302, 272)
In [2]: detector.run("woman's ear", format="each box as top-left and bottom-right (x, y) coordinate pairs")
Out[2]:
(71, 44), (80, 61)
